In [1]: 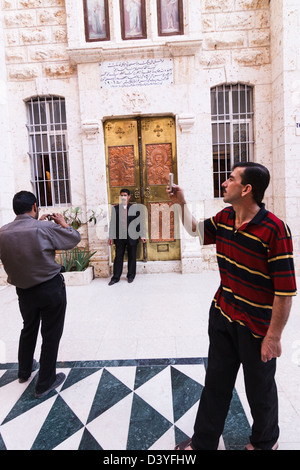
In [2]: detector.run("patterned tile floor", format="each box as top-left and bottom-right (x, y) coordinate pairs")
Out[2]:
(1, 273), (300, 452)
(0, 358), (250, 451)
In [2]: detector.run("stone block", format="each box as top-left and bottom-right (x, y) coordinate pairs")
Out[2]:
(5, 30), (20, 46)
(235, 0), (269, 11)
(2, 1), (16, 9)
(203, 31), (247, 50)
(44, 63), (74, 77)
(4, 12), (36, 28)
(8, 64), (39, 79)
(29, 45), (68, 62)
(20, 28), (48, 44)
(202, 14), (215, 32)
(233, 47), (270, 66)
(17, 0), (42, 8)
(202, 0), (235, 13)
(63, 266), (94, 286)
(248, 29), (270, 47)
(52, 27), (68, 43)
(216, 12), (255, 31)
(255, 11), (270, 29)
(6, 46), (27, 62)
(38, 9), (66, 26)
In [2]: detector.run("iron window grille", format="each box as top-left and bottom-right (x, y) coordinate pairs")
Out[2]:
(211, 84), (254, 198)
(26, 96), (71, 207)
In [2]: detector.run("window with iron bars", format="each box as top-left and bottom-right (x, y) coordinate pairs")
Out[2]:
(26, 96), (71, 207)
(211, 84), (254, 198)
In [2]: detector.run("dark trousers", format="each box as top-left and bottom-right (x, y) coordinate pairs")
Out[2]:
(16, 274), (66, 394)
(112, 240), (137, 281)
(192, 303), (279, 450)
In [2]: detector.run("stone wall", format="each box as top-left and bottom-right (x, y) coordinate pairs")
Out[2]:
(198, 0), (273, 207)
(0, 6), (14, 228)
(270, 0), (300, 274)
(0, 0), (89, 281)
(1, 0), (79, 197)
(1, 0), (299, 278)
(2, 0), (73, 80)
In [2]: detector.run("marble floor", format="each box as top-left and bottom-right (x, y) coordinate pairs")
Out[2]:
(0, 358), (250, 450)
(1, 272), (300, 451)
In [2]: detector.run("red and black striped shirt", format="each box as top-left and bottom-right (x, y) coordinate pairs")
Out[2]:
(197, 204), (297, 337)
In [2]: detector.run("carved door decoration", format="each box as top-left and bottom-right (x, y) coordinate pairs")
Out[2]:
(104, 116), (180, 262)
(108, 146), (135, 187)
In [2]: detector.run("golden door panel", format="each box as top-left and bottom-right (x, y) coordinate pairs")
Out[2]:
(146, 143), (173, 186)
(149, 201), (175, 242)
(140, 116), (180, 261)
(108, 145), (135, 187)
(104, 119), (140, 205)
(104, 119), (143, 261)
(104, 116), (180, 262)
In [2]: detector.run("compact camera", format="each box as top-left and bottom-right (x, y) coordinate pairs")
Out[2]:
(169, 173), (174, 192)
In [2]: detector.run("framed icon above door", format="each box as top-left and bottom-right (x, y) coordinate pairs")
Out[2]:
(119, 0), (147, 40)
(83, 0), (110, 42)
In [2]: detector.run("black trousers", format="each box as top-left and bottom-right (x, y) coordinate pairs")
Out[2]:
(16, 274), (66, 394)
(112, 240), (138, 281)
(192, 303), (279, 450)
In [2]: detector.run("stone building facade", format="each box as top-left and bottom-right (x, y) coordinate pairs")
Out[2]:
(0, 0), (300, 282)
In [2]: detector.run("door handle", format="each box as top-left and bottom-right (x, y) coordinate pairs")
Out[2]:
(145, 187), (151, 198)
(134, 188), (140, 199)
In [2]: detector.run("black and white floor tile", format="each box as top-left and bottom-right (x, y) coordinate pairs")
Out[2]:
(0, 358), (251, 451)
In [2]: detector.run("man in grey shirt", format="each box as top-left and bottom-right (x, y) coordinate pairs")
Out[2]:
(0, 191), (81, 398)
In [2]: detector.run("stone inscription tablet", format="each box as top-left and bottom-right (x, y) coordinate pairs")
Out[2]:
(100, 58), (174, 88)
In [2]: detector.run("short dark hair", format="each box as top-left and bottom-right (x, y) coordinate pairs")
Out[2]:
(13, 191), (37, 215)
(232, 162), (270, 205)
(120, 189), (130, 196)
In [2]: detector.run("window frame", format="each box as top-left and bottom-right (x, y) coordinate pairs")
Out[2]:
(211, 84), (254, 198)
(26, 96), (71, 208)
(83, 0), (110, 42)
(157, 0), (184, 37)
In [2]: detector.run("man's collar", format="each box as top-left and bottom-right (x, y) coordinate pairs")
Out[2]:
(15, 213), (35, 220)
(251, 203), (268, 224)
(229, 203), (268, 224)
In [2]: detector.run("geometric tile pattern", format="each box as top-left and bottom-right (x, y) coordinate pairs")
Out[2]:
(0, 358), (251, 450)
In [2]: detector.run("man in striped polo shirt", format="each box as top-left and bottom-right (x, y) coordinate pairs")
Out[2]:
(168, 162), (297, 451)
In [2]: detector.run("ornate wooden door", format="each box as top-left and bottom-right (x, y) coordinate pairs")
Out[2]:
(104, 117), (180, 262)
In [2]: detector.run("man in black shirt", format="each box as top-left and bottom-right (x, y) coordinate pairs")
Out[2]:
(108, 189), (146, 285)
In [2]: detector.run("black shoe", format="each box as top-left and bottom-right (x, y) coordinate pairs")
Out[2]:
(35, 372), (66, 399)
(128, 277), (134, 283)
(18, 359), (38, 383)
(108, 279), (119, 286)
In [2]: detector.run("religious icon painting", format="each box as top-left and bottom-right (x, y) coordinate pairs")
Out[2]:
(120, 0), (147, 40)
(157, 0), (184, 36)
(83, 0), (110, 42)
